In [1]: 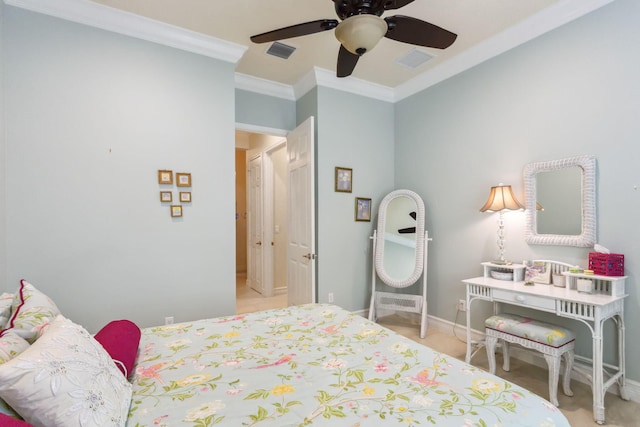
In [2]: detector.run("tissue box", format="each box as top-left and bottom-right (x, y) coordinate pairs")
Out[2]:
(588, 252), (624, 276)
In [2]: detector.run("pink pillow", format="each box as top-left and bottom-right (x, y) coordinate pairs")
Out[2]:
(94, 319), (141, 378)
(0, 413), (33, 426)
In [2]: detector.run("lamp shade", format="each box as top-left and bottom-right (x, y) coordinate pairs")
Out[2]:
(335, 15), (388, 55)
(479, 184), (523, 212)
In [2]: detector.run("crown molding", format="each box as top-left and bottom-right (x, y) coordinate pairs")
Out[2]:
(235, 73), (295, 101)
(395, 0), (614, 101)
(313, 68), (396, 103)
(292, 69), (319, 101)
(4, 0), (247, 63)
(251, 67), (395, 103)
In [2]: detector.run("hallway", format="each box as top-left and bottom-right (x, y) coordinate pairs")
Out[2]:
(236, 272), (287, 314)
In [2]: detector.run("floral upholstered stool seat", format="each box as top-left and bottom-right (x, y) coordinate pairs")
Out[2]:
(485, 313), (575, 406)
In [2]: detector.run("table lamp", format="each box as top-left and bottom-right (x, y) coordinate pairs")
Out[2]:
(480, 183), (523, 265)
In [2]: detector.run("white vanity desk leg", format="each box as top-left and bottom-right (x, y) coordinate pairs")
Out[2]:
(591, 310), (628, 425)
(464, 284), (488, 364)
(465, 283), (472, 363)
(617, 314), (629, 401)
(593, 311), (605, 424)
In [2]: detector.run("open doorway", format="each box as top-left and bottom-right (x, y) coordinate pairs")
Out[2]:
(235, 130), (288, 314)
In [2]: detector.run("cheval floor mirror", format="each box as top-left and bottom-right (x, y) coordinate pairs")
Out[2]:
(369, 189), (430, 338)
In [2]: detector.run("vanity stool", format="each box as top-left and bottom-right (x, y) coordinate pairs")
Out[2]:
(485, 313), (575, 407)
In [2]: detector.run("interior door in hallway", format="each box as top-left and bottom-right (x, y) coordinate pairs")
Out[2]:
(287, 117), (315, 306)
(248, 155), (263, 294)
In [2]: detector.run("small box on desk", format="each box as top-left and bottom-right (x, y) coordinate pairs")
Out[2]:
(588, 252), (624, 276)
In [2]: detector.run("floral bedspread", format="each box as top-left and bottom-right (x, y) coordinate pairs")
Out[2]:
(126, 304), (569, 427)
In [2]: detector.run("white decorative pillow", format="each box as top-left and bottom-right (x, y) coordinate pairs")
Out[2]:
(0, 315), (132, 427)
(0, 330), (29, 364)
(0, 292), (13, 328)
(0, 320), (32, 420)
(6, 280), (60, 343)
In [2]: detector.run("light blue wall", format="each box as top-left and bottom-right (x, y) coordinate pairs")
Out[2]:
(235, 89), (296, 131)
(3, 7), (237, 332)
(395, 0), (640, 380)
(315, 87), (395, 311)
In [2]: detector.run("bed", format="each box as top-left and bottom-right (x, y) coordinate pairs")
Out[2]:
(0, 281), (570, 427)
(126, 303), (570, 426)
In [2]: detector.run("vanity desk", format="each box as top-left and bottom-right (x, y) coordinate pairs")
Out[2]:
(463, 268), (629, 424)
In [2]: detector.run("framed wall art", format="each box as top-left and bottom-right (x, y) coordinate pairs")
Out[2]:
(335, 167), (352, 193)
(176, 172), (192, 187)
(355, 197), (372, 222)
(158, 170), (173, 185)
(524, 260), (551, 284)
(180, 192), (192, 203)
(160, 191), (172, 202)
(171, 205), (183, 218)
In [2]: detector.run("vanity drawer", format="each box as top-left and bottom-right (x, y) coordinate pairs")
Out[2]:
(492, 289), (556, 311)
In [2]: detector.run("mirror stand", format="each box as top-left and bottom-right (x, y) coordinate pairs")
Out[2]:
(368, 189), (430, 338)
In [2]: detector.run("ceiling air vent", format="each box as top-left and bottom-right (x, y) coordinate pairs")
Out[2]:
(266, 42), (296, 59)
(395, 48), (434, 69)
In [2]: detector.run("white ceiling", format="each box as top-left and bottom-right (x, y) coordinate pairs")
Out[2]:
(85, 0), (610, 90)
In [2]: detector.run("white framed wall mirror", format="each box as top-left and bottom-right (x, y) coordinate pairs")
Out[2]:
(523, 155), (596, 247)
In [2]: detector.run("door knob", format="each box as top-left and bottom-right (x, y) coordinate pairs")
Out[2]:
(303, 253), (316, 260)
(256, 241), (262, 246)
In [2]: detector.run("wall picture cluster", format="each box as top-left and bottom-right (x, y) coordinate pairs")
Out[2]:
(158, 170), (192, 218)
(334, 166), (371, 222)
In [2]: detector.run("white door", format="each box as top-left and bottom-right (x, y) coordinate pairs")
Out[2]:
(248, 155), (264, 294)
(287, 117), (315, 305)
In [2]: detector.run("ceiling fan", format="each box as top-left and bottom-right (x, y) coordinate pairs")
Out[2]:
(250, 0), (457, 78)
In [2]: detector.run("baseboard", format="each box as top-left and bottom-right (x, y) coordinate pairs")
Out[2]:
(358, 306), (640, 403)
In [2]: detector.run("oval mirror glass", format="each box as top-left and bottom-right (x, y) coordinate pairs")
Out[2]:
(375, 189), (425, 287)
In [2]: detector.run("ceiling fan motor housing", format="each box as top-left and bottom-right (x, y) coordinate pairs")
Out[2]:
(333, 0), (389, 19)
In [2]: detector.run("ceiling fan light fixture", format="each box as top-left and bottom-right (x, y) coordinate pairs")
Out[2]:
(335, 15), (387, 55)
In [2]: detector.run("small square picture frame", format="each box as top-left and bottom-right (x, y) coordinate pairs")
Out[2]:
(355, 197), (372, 222)
(176, 172), (191, 187)
(160, 191), (172, 203)
(158, 170), (173, 185)
(524, 260), (551, 284)
(171, 205), (183, 218)
(335, 167), (352, 193)
(180, 192), (192, 203)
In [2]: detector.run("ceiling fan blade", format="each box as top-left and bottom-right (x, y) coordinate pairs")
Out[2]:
(384, 0), (415, 10)
(384, 15), (457, 49)
(337, 45), (360, 77)
(251, 19), (339, 43)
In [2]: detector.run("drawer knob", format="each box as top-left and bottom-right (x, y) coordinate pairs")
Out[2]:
(515, 295), (526, 302)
